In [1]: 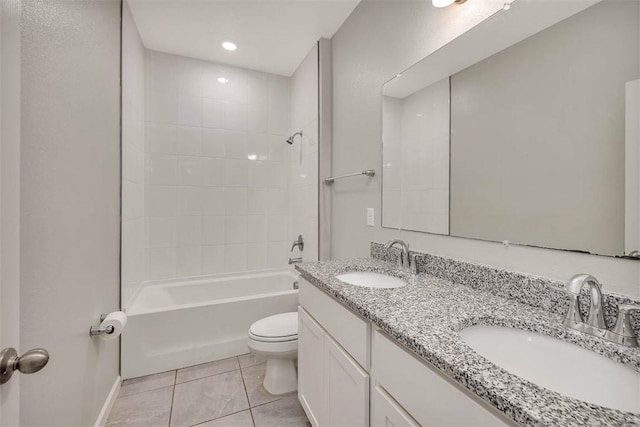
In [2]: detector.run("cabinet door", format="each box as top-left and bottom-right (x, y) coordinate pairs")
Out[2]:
(371, 385), (419, 427)
(298, 307), (326, 427)
(324, 334), (370, 427)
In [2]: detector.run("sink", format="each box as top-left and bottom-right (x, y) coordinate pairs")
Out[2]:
(459, 325), (640, 413)
(336, 272), (407, 289)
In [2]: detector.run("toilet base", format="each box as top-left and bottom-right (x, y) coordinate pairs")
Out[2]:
(263, 357), (298, 395)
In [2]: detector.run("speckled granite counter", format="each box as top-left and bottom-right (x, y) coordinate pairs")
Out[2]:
(295, 256), (640, 426)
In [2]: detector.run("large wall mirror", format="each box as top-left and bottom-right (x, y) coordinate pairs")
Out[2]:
(382, 0), (640, 258)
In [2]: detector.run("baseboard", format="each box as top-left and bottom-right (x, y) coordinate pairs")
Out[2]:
(94, 375), (121, 427)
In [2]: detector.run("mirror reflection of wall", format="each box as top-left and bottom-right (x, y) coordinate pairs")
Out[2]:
(382, 0), (640, 258)
(382, 78), (449, 234)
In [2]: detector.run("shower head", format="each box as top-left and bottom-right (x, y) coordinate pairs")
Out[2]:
(286, 131), (303, 145)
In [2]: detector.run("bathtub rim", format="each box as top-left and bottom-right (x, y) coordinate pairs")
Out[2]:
(125, 267), (300, 316)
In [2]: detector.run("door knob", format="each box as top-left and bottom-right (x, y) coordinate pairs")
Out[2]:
(0, 347), (49, 384)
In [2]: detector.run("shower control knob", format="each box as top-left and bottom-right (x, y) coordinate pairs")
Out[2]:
(0, 347), (50, 384)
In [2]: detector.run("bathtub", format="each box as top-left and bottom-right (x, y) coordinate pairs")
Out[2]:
(122, 268), (299, 379)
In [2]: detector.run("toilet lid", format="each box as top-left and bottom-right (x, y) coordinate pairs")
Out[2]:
(249, 312), (298, 340)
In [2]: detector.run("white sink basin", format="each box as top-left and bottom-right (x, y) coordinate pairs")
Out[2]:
(459, 325), (640, 413)
(336, 272), (407, 289)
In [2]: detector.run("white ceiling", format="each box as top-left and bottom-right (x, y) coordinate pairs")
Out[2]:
(127, 0), (360, 76)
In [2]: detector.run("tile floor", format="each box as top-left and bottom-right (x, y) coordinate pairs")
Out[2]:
(106, 354), (310, 427)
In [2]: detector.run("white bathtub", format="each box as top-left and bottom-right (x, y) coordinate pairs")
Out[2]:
(122, 268), (299, 379)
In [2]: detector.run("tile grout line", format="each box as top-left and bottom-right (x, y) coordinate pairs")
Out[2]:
(175, 365), (241, 386)
(238, 357), (256, 427)
(167, 370), (177, 427)
(188, 409), (253, 427)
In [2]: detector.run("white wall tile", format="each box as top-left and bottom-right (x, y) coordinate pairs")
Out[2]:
(202, 98), (226, 129)
(266, 241), (288, 268)
(201, 245), (224, 274)
(223, 130), (249, 159)
(224, 243), (247, 272)
(224, 159), (248, 187)
(201, 128), (226, 157)
(226, 101), (248, 131)
(176, 246), (202, 277)
(246, 242), (267, 270)
(141, 50), (305, 281)
(267, 188), (289, 215)
(177, 186), (202, 215)
(247, 188), (268, 215)
(202, 216), (225, 245)
(247, 215), (267, 242)
(203, 157), (225, 187)
(177, 156), (205, 186)
(178, 96), (203, 126)
(248, 107), (268, 133)
(247, 160), (269, 188)
(176, 216), (202, 247)
(201, 187), (225, 215)
(267, 215), (287, 242)
(146, 153), (177, 185)
(145, 186), (177, 217)
(224, 216), (247, 244)
(225, 188), (247, 215)
(175, 125), (202, 156)
(146, 217), (176, 248)
(146, 248), (176, 280)
(146, 122), (176, 154)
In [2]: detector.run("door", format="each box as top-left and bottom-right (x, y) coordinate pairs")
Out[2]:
(324, 334), (369, 427)
(298, 307), (326, 427)
(0, 0), (23, 425)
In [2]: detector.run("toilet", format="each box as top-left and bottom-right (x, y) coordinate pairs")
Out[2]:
(247, 312), (298, 395)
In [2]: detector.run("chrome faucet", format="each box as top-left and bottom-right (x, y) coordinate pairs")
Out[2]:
(564, 274), (638, 347)
(384, 239), (418, 274)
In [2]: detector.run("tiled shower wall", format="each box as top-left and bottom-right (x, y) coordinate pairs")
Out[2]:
(143, 50), (297, 280)
(121, 2), (146, 307)
(288, 45), (319, 263)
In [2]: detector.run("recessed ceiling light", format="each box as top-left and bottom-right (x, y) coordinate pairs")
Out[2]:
(217, 77), (229, 84)
(247, 154), (257, 160)
(221, 40), (237, 51)
(432, 0), (466, 7)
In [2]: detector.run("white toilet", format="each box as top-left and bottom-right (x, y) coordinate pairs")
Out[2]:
(247, 312), (298, 395)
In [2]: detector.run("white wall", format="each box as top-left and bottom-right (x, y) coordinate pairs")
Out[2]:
(143, 50), (292, 280)
(382, 77), (449, 235)
(289, 44), (319, 262)
(122, 1), (146, 308)
(331, 0), (640, 297)
(20, 0), (121, 424)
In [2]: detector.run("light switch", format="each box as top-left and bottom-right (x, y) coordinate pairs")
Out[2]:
(367, 208), (375, 226)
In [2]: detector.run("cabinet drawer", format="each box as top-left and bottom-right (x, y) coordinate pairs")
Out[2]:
(371, 385), (419, 427)
(299, 277), (370, 369)
(372, 330), (513, 426)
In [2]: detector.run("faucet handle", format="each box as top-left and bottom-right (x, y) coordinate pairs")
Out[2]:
(610, 305), (639, 347)
(409, 252), (419, 275)
(290, 235), (304, 252)
(396, 251), (407, 269)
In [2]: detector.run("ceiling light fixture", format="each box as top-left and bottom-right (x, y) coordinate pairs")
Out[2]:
(217, 77), (229, 84)
(247, 154), (257, 160)
(221, 40), (237, 51)
(432, 0), (466, 7)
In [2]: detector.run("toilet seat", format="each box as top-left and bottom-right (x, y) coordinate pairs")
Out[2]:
(249, 312), (298, 343)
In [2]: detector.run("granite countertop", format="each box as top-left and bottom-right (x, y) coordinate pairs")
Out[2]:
(295, 257), (640, 427)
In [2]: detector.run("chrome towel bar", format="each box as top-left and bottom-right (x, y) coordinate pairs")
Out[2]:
(323, 169), (375, 185)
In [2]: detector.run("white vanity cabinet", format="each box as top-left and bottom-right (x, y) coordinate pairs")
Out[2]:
(298, 278), (370, 427)
(297, 277), (514, 427)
